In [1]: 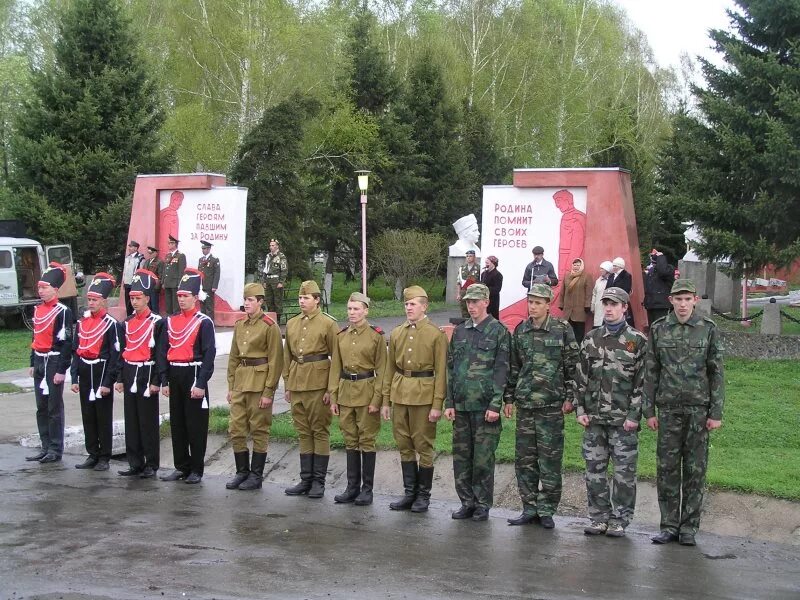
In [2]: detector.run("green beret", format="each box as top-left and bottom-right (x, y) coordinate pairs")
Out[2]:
(528, 283), (553, 300)
(244, 282), (265, 298)
(403, 285), (428, 301)
(671, 278), (697, 295)
(299, 280), (321, 295)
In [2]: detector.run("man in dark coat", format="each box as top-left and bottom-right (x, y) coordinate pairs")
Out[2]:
(643, 250), (674, 326)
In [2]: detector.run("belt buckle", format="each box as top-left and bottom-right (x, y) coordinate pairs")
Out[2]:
(348, 373), (358, 381)
(296, 356), (305, 364)
(403, 369), (412, 377)
(240, 359), (249, 367)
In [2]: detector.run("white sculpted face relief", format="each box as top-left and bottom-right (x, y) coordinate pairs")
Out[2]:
(449, 214), (481, 257)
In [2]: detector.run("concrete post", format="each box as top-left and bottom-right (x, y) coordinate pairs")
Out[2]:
(760, 300), (782, 335)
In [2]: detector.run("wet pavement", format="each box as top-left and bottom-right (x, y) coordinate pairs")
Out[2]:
(1, 442), (799, 600)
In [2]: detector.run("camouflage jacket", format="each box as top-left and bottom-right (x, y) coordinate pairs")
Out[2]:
(446, 315), (510, 412)
(642, 311), (725, 420)
(263, 251), (288, 285)
(504, 315), (579, 409)
(458, 262), (480, 288)
(575, 323), (647, 426)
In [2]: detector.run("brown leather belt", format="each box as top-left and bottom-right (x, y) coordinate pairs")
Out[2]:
(240, 357), (268, 367)
(292, 353), (328, 364)
(401, 370), (435, 378)
(340, 370), (375, 381)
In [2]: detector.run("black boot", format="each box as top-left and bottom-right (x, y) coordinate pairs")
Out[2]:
(75, 456), (98, 469)
(389, 461), (418, 511)
(239, 451), (267, 491)
(334, 450), (361, 503)
(354, 451), (376, 506)
(411, 466), (434, 513)
(285, 453), (314, 496)
(226, 451), (250, 490)
(308, 454), (329, 499)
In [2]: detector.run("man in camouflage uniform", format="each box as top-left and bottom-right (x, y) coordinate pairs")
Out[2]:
(384, 285), (448, 513)
(283, 280), (339, 498)
(444, 284), (510, 521)
(162, 235), (186, 315)
(456, 249), (480, 319)
(262, 239), (288, 322)
(225, 282), (283, 491)
(575, 287), (647, 537)
(198, 240), (221, 322)
(504, 283), (578, 529)
(644, 279), (724, 547)
(329, 292), (387, 506)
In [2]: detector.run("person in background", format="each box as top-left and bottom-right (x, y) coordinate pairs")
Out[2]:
(590, 261), (614, 328)
(558, 258), (592, 344)
(521, 246), (558, 290)
(480, 255), (503, 320)
(122, 241), (143, 315)
(456, 249), (481, 319)
(141, 246), (164, 314)
(609, 257), (633, 326)
(198, 240), (221, 322)
(643, 249), (674, 327)
(162, 235), (186, 315)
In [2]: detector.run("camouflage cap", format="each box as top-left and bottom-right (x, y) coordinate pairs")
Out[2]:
(463, 283), (489, 301)
(299, 280), (321, 295)
(403, 285), (428, 301)
(244, 282), (265, 298)
(348, 291), (370, 307)
(601, 286), (630, 304)
(671, 278), (697, 295)
(528, 283), (553, 300)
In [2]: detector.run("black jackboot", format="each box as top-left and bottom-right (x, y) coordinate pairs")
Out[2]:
(411, 466), (434, 513)
(285, 453), (314, 496)
(354, 451), (376, 506)
(389, 461), (418, 511)
(308, 454), (329, 499)
(239, 451), (267, 490)
(334, 450), (361, 503)
(226, 451), (250, 490)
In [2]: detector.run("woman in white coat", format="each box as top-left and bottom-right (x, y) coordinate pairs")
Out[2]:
(590, 261), (614, 328)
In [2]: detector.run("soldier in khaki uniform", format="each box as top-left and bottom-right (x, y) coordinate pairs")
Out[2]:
(225, 282), (283, 491)
(162, 235), (186, 315)
(329, 292), (387, 506)
(283, 280), (339, 498)
(262, 239), (288, 322)
(383, 285), (448, 513)
(198, 240), (221, 322)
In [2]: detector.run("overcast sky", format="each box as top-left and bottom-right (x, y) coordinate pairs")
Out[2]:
(611, 0), (739, 69)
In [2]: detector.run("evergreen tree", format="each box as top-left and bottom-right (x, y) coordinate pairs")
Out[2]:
(10, 0), (172, 272)
(229, 93), (319, 279)
(667, 0), (800, 272)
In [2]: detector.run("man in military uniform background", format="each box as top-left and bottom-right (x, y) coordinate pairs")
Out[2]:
(162, 235), (186, 315)
(644, 279), (724, 547)
(70, 273), (120, 472)
(329, 292), (387, 506)
(445, 284), (510, 521)
(198, 240), (221, 322)
(141, 246), (164, 314)
(575, 287), (647, 537)
(455, 249), (480, 319)
(262, 239), (288, 323)
(384, 286), (448, 513)
(122, 241), (143, 315)
(225, 282), (283, 491)
(504, 283), (578, 528)
(159, 268), (216, 485)
(283, 280), (339, 498)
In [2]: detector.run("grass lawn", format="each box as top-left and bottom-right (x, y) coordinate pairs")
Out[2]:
(0, 329), (32, 371)
(194, 357), (800, 500)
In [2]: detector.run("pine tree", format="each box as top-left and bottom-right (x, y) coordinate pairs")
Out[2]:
(10, 0), (172, 273)
(668, 0), (800, 271)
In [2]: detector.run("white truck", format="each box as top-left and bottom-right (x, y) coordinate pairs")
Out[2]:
(0, 220), (83, 327)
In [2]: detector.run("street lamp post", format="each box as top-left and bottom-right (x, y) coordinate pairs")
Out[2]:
(356, 170), (370, 296)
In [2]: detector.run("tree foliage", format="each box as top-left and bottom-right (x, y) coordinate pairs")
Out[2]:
(664, 0), (800, 272)
(372, 229), (447, 298)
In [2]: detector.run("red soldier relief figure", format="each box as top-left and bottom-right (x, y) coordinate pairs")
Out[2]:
(552, 189), (586, 307)
(159, 191), (183, 260)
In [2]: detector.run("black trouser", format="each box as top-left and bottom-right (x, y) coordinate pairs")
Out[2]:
(33, 355), (65, 456)
(168, 364), (209, 475)
(647, 308), (670, 328)
(122, 362), (160, 470)
(124, 284), (133, 315)
(77, 360), (114, 460)
(569, 320), (586, 344)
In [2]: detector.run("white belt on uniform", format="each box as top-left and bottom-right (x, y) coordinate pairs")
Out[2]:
(34, 350), (60, 357)
(169, 361), (202, 367)
(125, 360), (155, 367)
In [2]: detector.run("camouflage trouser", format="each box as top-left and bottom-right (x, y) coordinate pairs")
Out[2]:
(515, 405), (564, 517)
(459, 300), (469, 319)
(263, 279), (283, 318)
(656, 408), (709, 535)
(452, 410), (502, 509)
(582, 423), (639, 527)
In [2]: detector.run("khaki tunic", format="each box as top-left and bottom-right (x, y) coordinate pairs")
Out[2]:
(383, 316), (448, 410)
(227, 310), (283, 453)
